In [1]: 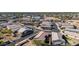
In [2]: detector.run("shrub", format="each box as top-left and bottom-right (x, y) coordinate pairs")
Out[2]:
(0, 32), (3, 38)
(0, 40), (4, 44)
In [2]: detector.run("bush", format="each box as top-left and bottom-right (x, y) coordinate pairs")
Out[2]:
(0, 40), (4, 44)
(0, 32), (3, 38)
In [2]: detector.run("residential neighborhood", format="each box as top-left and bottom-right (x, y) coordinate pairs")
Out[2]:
(0, 12), (79, 46)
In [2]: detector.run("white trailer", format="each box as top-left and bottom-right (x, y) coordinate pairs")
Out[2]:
(52, 32), (63, 45)
(52, 32), (59, 42)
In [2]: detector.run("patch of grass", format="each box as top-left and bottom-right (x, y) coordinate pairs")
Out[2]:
(8, 43), (15, 46)
(32, 39), (49, 46)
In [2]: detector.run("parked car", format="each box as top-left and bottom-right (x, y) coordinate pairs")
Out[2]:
(21, 30), (33, 37)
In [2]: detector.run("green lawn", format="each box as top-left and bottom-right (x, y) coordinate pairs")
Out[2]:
(32, 39), (49, 46)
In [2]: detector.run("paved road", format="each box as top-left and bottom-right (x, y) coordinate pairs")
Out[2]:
(15, 32), (39, 46)
(6, 29), (39, 46)
(6, 34), (34, 46)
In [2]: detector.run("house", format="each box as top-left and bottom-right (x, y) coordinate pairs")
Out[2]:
(40, 21), (53, 30)
(32, 16), (41, 21)
(7, 24), (22, 32)
(64, 31), (79, 40)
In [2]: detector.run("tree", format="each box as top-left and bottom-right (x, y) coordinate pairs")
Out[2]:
(0, 40), (4, 44)
(44, 35), (49, 43)
(73, 25), (77, 29)
(48, 34), (52, 45)
(0, 32), (3, 39)
(62, 35), (69, 45)
(8, 29), (13, 34)
(1, 28), (13, 34)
